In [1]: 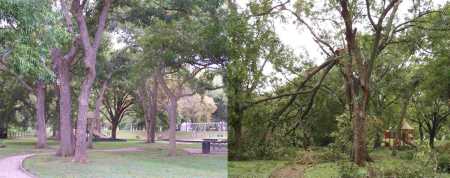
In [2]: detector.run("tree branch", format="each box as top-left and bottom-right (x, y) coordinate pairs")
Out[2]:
(93, 0), (112, 51)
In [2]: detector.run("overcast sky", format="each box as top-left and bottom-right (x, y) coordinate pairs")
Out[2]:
(268, 0), (448, 64)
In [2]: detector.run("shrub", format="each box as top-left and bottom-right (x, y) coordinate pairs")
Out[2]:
(318, 149), (345, 162)
(437, 153), (449, 173)
(398, 150), (415, 160)
(436, 142), (450, 155)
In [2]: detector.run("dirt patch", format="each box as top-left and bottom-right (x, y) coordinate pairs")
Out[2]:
(269, 163), (305, 178)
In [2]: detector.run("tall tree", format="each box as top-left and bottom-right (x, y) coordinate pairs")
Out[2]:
(51, 0), (84, 156)
(277, 0), (441, 165)
(70, 0), (112, 163)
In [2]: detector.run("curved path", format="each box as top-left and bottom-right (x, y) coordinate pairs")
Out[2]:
(0, 154), (36, 178)
(0, 147), (146, 178)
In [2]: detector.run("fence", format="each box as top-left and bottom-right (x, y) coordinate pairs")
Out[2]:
(6, 130), (36, 138)
(179, 122), (228, 132)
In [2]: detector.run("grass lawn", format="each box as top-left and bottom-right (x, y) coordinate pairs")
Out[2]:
(0, 138), (57, 159)
(23, 140), (227, 178)
(228, 160), (287, 178)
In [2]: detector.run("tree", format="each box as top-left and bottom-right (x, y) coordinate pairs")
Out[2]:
(1, 0), (69, 148)
(103, 86), (134, 139)
(225, 1), (299, 159)
(276, 0), (440, 165)
(69, 0), (112, 163)
(51, 0), (83, 156)
(178, 94), (217, 123)
(157, 65), (209, 156)
(417, 99), (449, 148)
(136, 73), (161, 143)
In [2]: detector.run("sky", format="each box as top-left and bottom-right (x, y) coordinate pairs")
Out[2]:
(267, 0), (448, 64)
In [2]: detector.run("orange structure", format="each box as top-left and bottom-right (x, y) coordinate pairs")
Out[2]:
(383, 120), (414, 147)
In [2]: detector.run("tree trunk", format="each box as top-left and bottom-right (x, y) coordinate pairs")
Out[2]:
(94, 79), (109, 134)
(148, 75), (158, 143)
(53, 85), (60, 141)
(144, 110), (151, 143)
(231, 108), (243, 160)
(352, 104), (368, 166)
(87, 80), (109, 149)
(52, 48), (75, 157)
(35, 80), (47, 148)
(418, 122), (424, 143)
(373, 132), (382, 149)
(167, 96), (178, 156)
(87, 117), (94, 149)
(111, 121), (118, 139)
(342, 59), (369, 166)
(74, 52), (96, 163)
(429, 126), (436, 148)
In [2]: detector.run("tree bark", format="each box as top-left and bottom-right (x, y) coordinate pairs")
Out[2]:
(87, 117), (94, 149)
(70, 0), (111, 163)
(148, 75), (158, 143)
(35, 80), (47, 148)
(94, 81), (108, 134)
(167, 96), (178, 156)
(418, 122), (424, 143)
(352, 106), (368, 165)
(74, 51), (97, 163)
(429, 129), (435, 148)
(232, 109), (243, 160)
(88, 79), (109, 148)
(111, 121), (118, 139)
(52, 48), (75, 156)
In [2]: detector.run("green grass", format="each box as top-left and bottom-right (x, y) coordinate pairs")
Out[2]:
(304, 162), (339, 178)
(24, 140), (226, 178)
(228, 160), (287, 178)
(112, 130), (227, 140)
(0, 137), (226, 178)
(0, 138), (57, 159)
(303, 148), (450, 178)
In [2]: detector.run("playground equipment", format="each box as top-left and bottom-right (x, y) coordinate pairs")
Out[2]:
(179, 121), (227, 132)
(384, 120), (415, 147)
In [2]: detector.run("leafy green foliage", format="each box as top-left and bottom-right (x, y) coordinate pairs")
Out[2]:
(1, 0), (70, 82)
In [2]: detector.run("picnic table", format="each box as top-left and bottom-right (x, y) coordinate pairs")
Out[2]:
(202, 138), (227, 154)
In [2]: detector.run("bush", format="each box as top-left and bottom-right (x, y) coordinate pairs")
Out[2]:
(436, 142), (450, 154)
(437, 153), (449, 173)
(317, 149), (346, 162)
(398, 150), (415, 160)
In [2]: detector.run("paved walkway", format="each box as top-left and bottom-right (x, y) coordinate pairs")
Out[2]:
(0, 154), (36, 178)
